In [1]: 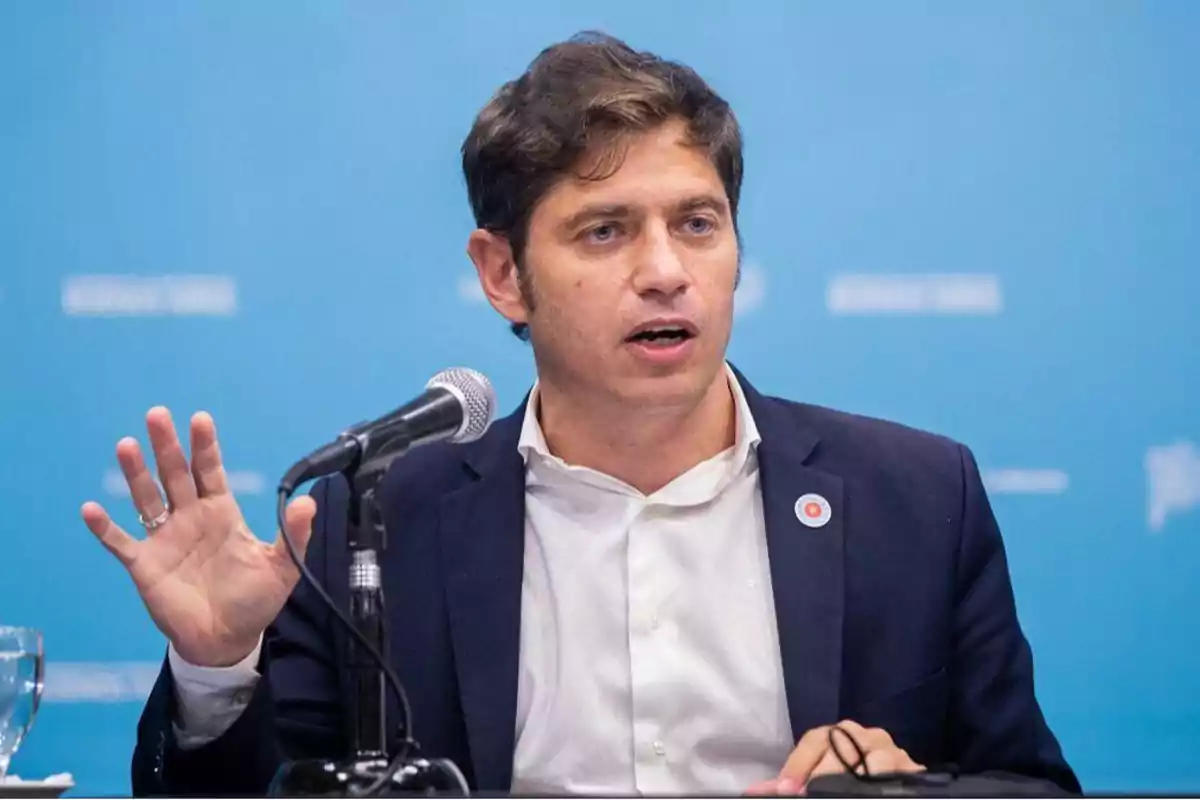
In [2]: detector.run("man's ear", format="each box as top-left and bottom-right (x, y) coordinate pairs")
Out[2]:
(466, 229), (530, 328)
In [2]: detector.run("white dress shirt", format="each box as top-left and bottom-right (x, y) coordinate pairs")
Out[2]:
(170, 364), (795, 793)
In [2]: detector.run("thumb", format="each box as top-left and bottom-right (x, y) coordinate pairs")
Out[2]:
(272, 494), (318, 568)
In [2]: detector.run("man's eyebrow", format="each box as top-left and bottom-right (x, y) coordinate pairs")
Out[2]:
(559, 204), (634, 231)
(675, 194), (728, 215)
(559, 195), (728, 231)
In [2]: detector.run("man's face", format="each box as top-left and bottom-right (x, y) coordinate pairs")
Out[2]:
(518, 118), (739, 409)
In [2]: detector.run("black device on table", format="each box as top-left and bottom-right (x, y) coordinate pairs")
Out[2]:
(805, 727), (1076, 797)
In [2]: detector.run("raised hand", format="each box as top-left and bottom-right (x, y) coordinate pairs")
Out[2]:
(82, 407), (318, 667)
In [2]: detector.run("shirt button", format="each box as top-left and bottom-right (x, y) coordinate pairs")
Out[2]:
(653, 741), (666, 757)
(650, 613), (661, 630)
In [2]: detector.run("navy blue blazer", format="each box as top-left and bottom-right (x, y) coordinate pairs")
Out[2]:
(130, 372), (1080, 795)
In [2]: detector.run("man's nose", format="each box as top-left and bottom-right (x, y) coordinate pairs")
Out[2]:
(630, 224), (691, 298)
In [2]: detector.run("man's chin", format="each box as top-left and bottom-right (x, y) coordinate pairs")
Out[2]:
(611, 361), (723, 406)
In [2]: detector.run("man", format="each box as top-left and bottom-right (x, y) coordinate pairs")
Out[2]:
(83, 32), (1080, 796)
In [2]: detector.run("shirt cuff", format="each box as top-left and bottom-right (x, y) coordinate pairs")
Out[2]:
(167, 636), (263, 750)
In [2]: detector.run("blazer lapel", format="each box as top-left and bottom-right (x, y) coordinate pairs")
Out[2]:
(439, 408), (527, 791)
(740, 371), (846, 742)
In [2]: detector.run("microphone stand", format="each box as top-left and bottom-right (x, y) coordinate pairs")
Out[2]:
(269, 460), (469, 797)
(346, 473), (389, 762)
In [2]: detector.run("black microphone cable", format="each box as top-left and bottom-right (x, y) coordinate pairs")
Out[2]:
(275, 486), (469, 797)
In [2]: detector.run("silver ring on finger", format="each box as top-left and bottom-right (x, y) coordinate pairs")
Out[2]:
(139, 507), (171, 531)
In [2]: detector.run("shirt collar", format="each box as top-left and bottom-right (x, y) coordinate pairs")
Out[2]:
(516, 362), (762, 473)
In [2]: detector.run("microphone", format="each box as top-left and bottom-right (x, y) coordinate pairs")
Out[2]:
(279, 367), (497, 493)
(269, 369), (491, 797)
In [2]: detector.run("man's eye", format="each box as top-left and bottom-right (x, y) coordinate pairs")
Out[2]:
(684, 217), (715, 235)
(585, 223), (620, 243)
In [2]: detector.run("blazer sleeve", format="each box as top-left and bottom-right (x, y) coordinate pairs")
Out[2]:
(946, 444), (1081, 794)
(130, 477), (348, 796)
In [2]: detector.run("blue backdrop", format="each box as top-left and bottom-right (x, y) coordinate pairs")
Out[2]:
(2, 1), (1197, 795)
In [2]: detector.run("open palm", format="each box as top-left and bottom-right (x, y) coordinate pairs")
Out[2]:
(82, 407), (317, 668)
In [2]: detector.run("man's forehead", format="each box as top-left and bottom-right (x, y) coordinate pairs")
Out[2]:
(545, 160), (726, 216)
(560, 181), (725, 210)
(527, 119), (727, 223)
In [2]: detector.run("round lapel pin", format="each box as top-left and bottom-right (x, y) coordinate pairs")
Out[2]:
(795, 493), (832, 528)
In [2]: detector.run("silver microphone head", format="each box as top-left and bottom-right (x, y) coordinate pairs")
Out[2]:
(426, 367), (496, 443)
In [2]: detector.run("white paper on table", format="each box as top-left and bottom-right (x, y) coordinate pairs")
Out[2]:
(0, 774), (74, 787)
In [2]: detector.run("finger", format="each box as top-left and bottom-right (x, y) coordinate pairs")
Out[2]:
(834, 720), (894, 751)
(863, 748), (923, 776)
(271, 495), (318, 568)
(826, 720), (895, 772)
(81, 501), (138, 566)
(116, 437), (168, 522)
(146, 406), (199, 508)
(189, 411), (229, 497)
(807, 749), (848, 783)
(778, 725), (832, 784)
(854, 724), (895, 751)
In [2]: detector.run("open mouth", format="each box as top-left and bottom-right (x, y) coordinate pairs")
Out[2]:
(625, 326), (695, 345)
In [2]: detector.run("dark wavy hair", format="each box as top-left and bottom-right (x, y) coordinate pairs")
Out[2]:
(461, 31), (744, 340)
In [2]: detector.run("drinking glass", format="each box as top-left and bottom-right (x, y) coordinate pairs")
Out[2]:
(0, 627), (44, 780)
